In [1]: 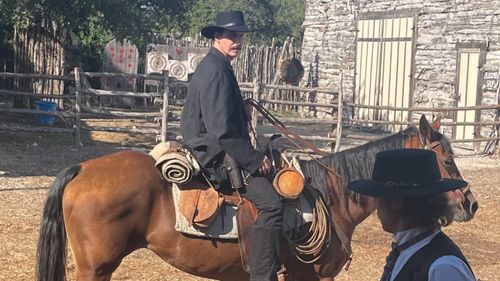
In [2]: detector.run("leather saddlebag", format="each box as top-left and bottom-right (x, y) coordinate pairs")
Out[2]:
(179, 187), (224, 228)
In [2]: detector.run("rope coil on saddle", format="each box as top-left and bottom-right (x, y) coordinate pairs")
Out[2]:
(283, 184), (333, 263)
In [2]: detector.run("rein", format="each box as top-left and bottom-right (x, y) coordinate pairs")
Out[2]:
(245, 98), (353, 269)
(245, 98), (327, 156)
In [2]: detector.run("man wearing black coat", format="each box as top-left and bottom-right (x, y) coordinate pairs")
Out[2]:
(180, 11), (283, 281)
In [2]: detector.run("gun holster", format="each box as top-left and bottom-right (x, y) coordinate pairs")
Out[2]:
(223, 154), (244, 189)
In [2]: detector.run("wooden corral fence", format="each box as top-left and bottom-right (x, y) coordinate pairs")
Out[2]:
(73, 66), (343, 151)
(239, 80), (343, 152)
(0, 72), (76, 142)
(1, 69), (498, 155)
(73, 67), (185, 145)
(13, 23), (66, 108)
(346, 102), (500, 153)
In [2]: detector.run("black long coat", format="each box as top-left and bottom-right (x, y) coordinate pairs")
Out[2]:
(180, 47), (264, 173)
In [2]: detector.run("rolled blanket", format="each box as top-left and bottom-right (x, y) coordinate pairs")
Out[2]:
(150, 142), (201, 184)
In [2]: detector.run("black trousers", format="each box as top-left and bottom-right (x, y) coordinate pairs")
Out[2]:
(240, 176), (283, 228)
(240, 176), (283, 281)
(205, 158), (283, 280)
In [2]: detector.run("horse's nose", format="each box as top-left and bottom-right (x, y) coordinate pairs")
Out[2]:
(464, 192), (478, 218)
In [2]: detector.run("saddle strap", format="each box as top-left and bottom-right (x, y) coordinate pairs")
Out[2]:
(188, 189), (202, 226)
(236, 199), (258, 273)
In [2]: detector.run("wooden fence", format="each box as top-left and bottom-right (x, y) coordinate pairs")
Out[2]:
(346, 102), (500, 153)
(13, 23), (66, 108)
(0, 72), (76, 141)
(1, 69), (498, 154)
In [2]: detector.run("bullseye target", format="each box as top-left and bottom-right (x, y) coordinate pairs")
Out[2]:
(147, 52), (169, 74)
(168, 60), (188, 81)
(187, 53), (204, 73)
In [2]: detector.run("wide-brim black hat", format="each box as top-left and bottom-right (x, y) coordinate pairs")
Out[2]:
(201, 10), (254, 39)
(347, 149), (467, 198)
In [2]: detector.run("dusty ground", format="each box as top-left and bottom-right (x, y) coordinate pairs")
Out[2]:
(0, 118), (499, 281)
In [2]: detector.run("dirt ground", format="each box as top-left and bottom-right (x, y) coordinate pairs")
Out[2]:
(0, 119), (499, 281)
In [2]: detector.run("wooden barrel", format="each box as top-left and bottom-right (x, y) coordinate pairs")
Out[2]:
(273, 167), (304, 200)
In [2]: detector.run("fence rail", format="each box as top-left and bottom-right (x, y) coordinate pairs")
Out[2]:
(1, 69), (498, 154)
(0, 72), (76, 143)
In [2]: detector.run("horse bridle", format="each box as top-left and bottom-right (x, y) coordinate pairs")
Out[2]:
(417, 132), (472, 195)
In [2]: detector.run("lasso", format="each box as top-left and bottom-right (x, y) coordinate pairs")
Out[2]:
(283, 184), (333, 263)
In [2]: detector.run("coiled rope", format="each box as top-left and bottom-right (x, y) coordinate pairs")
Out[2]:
(283, 184), (333, 263)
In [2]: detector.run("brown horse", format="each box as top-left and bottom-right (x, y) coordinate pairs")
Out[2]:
(36, 115), (477, 281)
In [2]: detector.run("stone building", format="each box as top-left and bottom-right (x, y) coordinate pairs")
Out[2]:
(301, 0), (500, 149)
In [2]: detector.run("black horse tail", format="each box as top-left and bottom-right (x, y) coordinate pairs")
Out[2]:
(36, 164), (81, 281)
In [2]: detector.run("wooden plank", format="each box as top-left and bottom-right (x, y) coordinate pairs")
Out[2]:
(346, 102), (500, 111)
(239, 82), (340, 95)
(334, 72), (344, 152)
(0, 89), (71, 99)
(74, 67), (82, 147)
(0, 72), (74, 81)
(449, 137), (500, 143)
(81, 88), (162, 98)
(275, 118), (338, 124)
(262, 133), (335, 142)
(0, 124), (73, 133)
(161, 71), (169, 142)
(81, 125), (159, 134)
(80, 106), (162, 118)
(0, 108), (73, 119)
(82, 72), (163, 80)
(262, 99), (338, 108)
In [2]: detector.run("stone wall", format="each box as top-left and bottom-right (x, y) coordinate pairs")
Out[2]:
(301, 0), (500, 142)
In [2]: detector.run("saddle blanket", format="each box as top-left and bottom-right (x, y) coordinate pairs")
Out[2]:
(172, 183), (314, 240)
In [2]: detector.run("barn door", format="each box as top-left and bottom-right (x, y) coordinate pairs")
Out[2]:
(354, 13), (416, 132)
(454, 45), (485, 151)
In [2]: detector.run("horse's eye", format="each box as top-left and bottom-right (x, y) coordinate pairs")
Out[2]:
(444, 159), (453, 166)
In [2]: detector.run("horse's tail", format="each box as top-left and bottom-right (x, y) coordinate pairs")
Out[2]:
(36, 164), (81, 281)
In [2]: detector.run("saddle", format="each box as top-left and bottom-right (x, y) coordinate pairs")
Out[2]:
(177, 178), (257, 271)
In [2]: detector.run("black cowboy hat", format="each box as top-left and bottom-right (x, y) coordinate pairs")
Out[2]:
(201, 10), (254, 39)
(347, 149), (467, 198)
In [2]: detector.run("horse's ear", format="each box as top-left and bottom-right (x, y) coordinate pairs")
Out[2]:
(419, 114), (432, 141)
(431, 115), (442, 131)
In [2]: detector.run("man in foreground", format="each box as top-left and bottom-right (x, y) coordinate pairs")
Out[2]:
(348, 149), (476, 281)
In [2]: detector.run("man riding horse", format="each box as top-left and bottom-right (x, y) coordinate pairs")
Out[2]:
(180, 10), (284, 281)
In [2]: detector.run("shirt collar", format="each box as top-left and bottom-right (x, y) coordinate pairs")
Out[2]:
(209, 47), (232, 65)
(393, 227), (439, 246)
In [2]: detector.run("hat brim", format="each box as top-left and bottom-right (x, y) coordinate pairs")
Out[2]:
(201, 24), (254, 39)
(347, 178), (468, 198)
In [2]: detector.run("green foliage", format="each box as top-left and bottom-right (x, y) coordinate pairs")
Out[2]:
(185, 0), (305, 45)
(75, 14), (114, 71)
(270, 0), (305, 41)
(0, 0), (305, 71)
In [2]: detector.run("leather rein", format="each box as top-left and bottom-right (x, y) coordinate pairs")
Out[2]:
(244, 98), (353, 269)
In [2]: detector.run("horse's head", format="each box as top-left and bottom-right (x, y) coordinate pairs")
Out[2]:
(404, 114), (478, 222)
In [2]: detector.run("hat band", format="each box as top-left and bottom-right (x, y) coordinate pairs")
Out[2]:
(217, 22), (246, 29)
(378, 181), (421, 188)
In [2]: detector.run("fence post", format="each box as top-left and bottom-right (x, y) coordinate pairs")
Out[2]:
(161, 70), (169, 142)
(334, 72), (343, 153)
(250, 79), (262, 148)
(73, 67), (82, 148)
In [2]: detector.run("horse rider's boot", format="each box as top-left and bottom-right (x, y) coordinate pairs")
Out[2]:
(249, 226), (281, 281)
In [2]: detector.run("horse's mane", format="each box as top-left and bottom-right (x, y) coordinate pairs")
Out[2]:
(299, 126), (420, 208)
